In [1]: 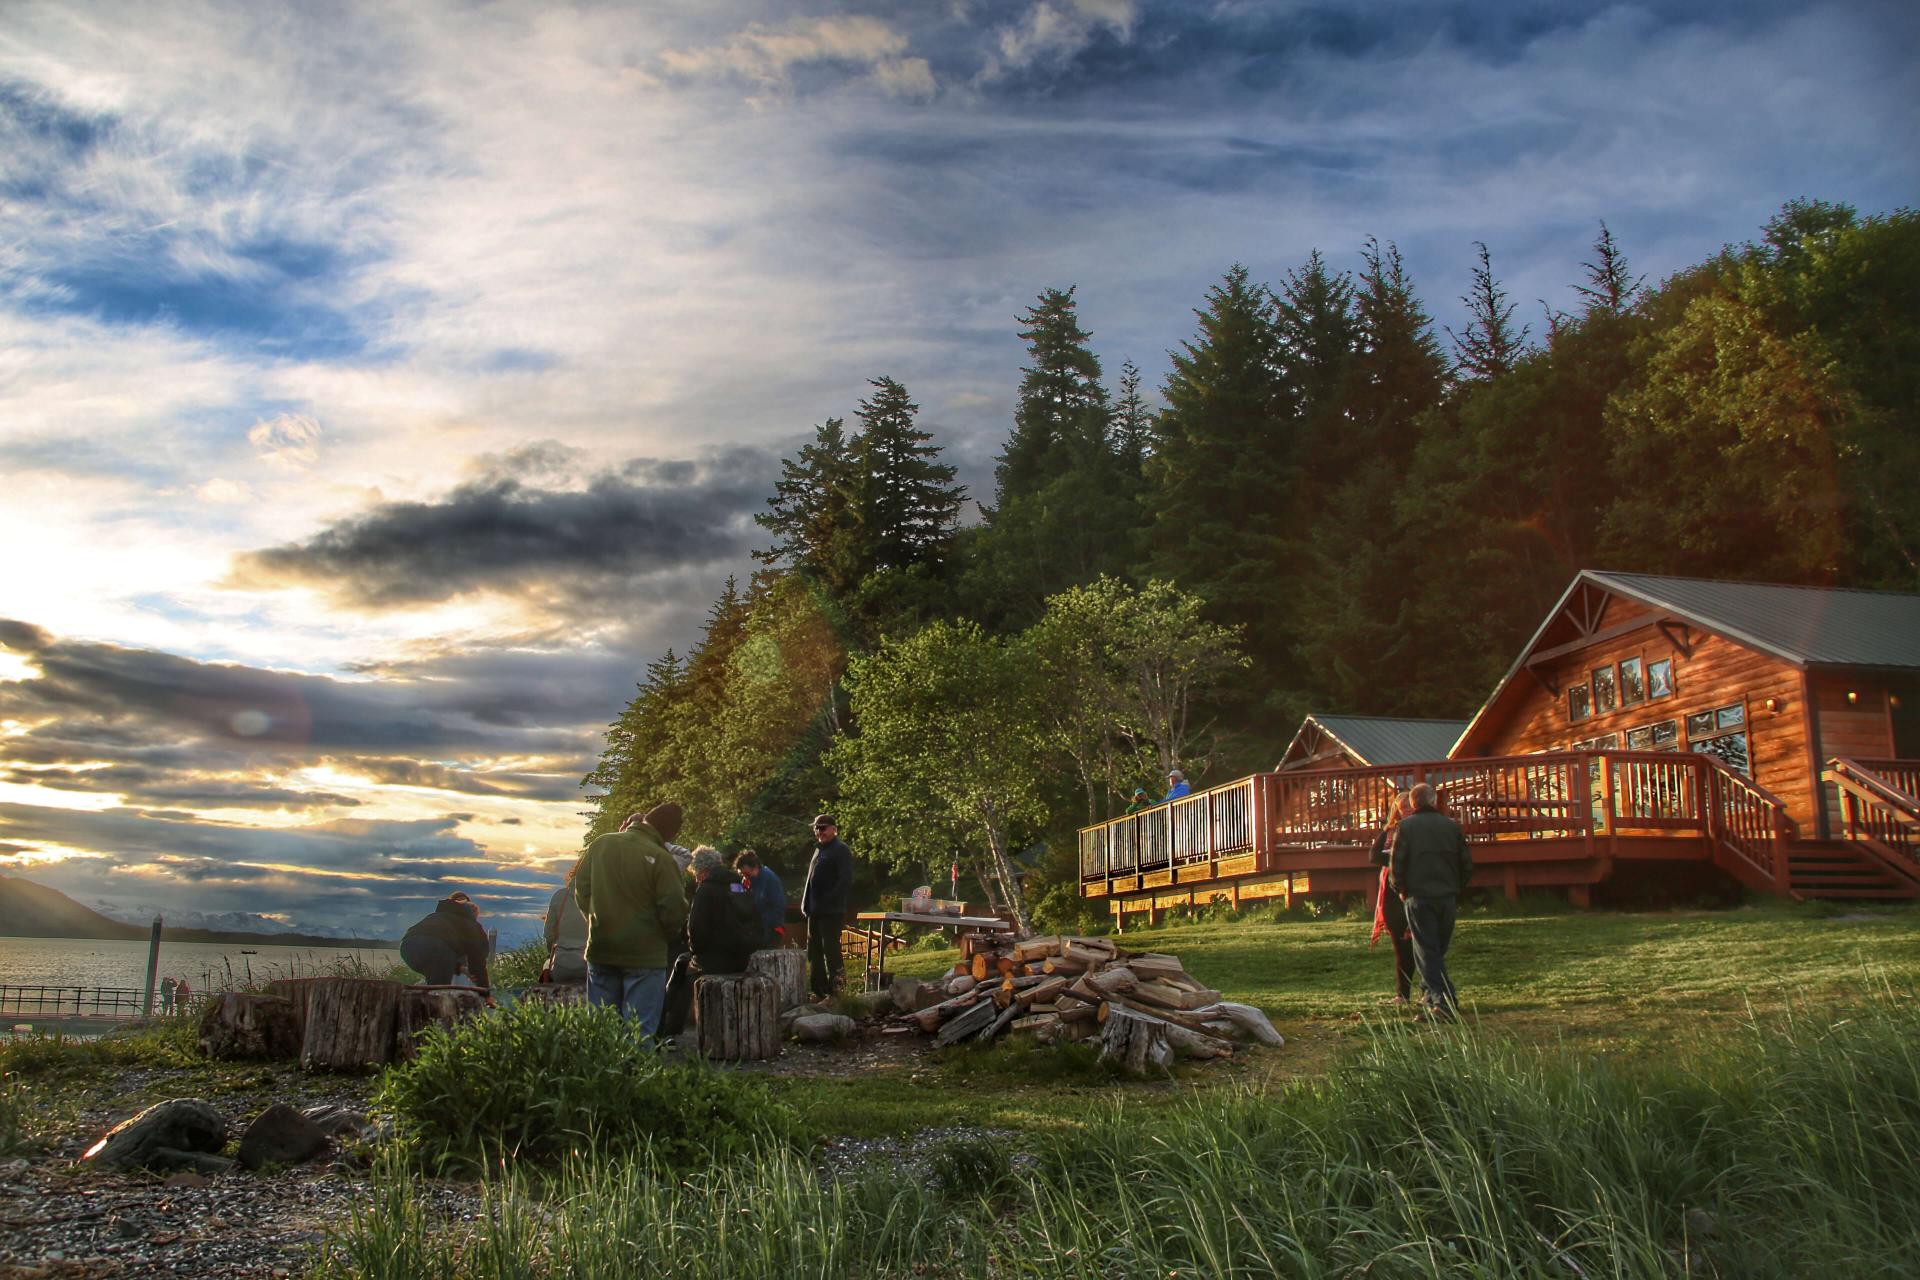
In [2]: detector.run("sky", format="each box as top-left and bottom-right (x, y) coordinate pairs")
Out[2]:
(1, 0), (1915, 943)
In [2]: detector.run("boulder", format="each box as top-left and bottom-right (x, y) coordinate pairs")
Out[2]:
(84, 1099), (227, 1172)
(300, 1103), (372, 1140)
(789, 1012), (856, 1043)
(149, 1149), (236, 1176)
(236, 1103), (330, 1171)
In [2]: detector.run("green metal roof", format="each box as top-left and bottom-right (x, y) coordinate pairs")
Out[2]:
(1586, 571), (1920, 669)
(1301, 714), (1472, 766)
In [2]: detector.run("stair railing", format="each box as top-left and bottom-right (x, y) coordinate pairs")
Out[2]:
(1697, 754), (1791, 891)
(1825, 757), (1920, 879)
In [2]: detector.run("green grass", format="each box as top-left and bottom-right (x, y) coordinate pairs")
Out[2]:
(323, 988), (1920, 1278)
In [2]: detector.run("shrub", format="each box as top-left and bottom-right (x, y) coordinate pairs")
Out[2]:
(1030, 879), (1111, 936)
(0, 1020), (197, 1077)
(375, 999), (800, 1173)
(0, 1073), (28, 1154)
(485, 939), (549, 988)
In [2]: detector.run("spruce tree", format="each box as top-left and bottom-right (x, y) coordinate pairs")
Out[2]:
(851, 377), (966, 572)
(992, 286), (1111, 509)
(1448, 242), (1529, 381)
(754, 417), (861, 595)
(1574, 221), (1645, 315)
(1113, 359), (1150, 474)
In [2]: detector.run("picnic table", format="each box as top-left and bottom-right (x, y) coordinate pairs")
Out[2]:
(852, 911), (1016, 992)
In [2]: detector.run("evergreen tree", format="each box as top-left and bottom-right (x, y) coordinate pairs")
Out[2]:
(582, 647), (684, 838)
(850, 377), (966, 573)
(1275, 249), (1360, 519)
(1573, 221), (1644, 315)
(1448, 242), (1529, 381)
(992, 287), (1111, 509)
(1113, 359), (1150, 473)
(753, 417), (860, 595)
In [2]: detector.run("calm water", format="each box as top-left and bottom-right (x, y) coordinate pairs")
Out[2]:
(0, 935), (402, 992)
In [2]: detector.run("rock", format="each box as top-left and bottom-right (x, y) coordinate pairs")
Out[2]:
(300, 1103), (372, 1140)
(163, 1171), (210, 1189)
(1684, 1207), (1717, 1239)
(790, 1012), (856, 1043)
(236, 1103), (331, 1171)
(84, 1099), (226, 1172)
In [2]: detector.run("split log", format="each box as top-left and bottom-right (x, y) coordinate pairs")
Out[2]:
(1190, 1001), (1285, 1047)
(1099, 1006), (1173, 1075)
(1103, 994), (1214, 1033)
(300, 978), (403, 1071)
(695, 975), (780, 1061)
(970, 952), (991, 983)
(910, 989), (988, 1033)
(1012, 1012), (1061, 1034)
(747, 949), (807, 1009)
(1062, 940), (1115, 966)
(1124, 953), (1185, 981)
(946, 974), (979, 997)
(1057, 1001), (1099, 1024)
(198, 993), (300, 1061)
(1011, 935), (1062, 963)
(1085, 967), (1139, 997)
(1129, 980), (1223, 1013)
(978, 999), (1021, 1043)
(395, 986), (489, 1061)
(933, 999), (999, 1048)
(1042, 955), (1090, 976)
(1066, 935), (1118, 954)
(1015, 977), (1069, 1007)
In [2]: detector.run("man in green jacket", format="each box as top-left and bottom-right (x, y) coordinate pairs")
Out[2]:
(575, 802), (690, 1033)
(1389, 783), (1473, 1018)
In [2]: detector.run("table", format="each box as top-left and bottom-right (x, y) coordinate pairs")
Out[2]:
(851, 911), (1015, 992)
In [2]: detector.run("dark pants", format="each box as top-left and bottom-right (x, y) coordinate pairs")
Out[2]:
(805, 912), (843, 998)
(1380, 888), (1415, 1001)
(400, 935), (459, 984)
(1404, 895), (1460, 1013)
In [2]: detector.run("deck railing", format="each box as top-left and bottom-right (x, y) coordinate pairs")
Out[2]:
(1827, 757), (1920, 872)
(1080, 748), (1796, 892)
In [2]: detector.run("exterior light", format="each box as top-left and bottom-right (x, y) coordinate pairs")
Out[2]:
(1763, 697), (1782, 713)
(1847, 690), (1859, 704)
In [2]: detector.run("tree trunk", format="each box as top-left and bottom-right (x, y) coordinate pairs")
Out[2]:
(746, 948), (807, 1010)
(394, 986), (489, 1061)
(694, 975), (780, 1061)
(981, 818), (1033, 936)
(299, 978), (403, 1071)
(1098, 1005), (1173, 1076)
(197, 993), (301, 1061)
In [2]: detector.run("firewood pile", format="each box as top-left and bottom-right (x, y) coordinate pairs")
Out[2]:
(885, 934), (1281, 1074)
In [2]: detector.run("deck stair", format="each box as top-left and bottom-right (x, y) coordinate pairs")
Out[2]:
(1783, 839), (1919, 900)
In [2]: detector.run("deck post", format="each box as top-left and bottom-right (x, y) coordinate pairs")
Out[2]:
(141, 915), (162, 1018)
(1503, 865), (1519, 901)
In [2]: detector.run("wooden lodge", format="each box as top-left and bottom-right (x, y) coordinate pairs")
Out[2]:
(1079, 571), (1920, 923)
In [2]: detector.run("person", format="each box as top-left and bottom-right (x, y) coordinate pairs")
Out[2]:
(800, 813), (852, 1000)
(1389, 782), (1473, 1018)
(1368, 791), (1419, 1005)
(734, 849), (787, 948)
(175, 977), (190, 1010)
(400, 891), (493, 988)
(661, 846), (764, 1035)
(159, 975), (177, 1016)
(1162, 769), (1191, 803)
(575, 803), (689, 1032)
(1123, 787), (1152, 815)
(544, 864), (589, 983)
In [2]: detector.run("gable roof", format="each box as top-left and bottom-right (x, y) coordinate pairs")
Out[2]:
(1582, 571), (1920, 668)
(1283, 713), (1473, 769)
(1453, 570), (1920, 757)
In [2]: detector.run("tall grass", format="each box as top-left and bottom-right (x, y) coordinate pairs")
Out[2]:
(329, 988), (1920, 1279)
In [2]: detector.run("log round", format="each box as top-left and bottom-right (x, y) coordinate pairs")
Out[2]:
(1098, 1006), (1173, 1076)
(745, 948), (807, 1010)
(394, 986), (490, 1060)
(198, 993), (301, 1061)
(694, 974), (780, 1061)
(265, 977), (321, 1042)
(299, 978), (403, 1071)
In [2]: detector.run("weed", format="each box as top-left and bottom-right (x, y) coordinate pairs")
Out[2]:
(0, 1020), (198, 1077)
(484, 939), (549, 988)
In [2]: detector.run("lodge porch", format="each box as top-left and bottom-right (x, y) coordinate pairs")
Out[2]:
(1078, 751), (1920, 925)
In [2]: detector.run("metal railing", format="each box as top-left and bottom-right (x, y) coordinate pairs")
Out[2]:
(0, 985), (155, 1020)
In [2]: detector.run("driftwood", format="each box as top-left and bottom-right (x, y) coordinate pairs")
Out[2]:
(395, 986), (488, 1060)
(198, 993), (300, 1061)
(695, 974), (780, 1061)
(1099, 1006), (1173, 1075)
(746, 949), (807, 1010)
(300, 978), (403, 1071)
(1192, 1001), (1285, 1047)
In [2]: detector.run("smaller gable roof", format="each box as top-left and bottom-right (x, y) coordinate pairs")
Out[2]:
(1285, 713), (1472, 768)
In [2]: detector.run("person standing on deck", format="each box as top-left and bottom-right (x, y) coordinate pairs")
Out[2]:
(1161, 770), (1191, 803)
(159, 976), (177, 1016)
(575, 803), (690, 1033)
(1390, 783), (1473, 1018)
(1368, 791), (1419, 1005)
(801, 814), (853, 999)
(1124, 787), (1152, 814)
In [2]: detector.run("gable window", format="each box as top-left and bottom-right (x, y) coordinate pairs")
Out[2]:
(1620, 657), (1645, 706)
(1592, 665), (1617, 715)
(1648, 658), (1675, 700)
(1569, 683), (1591, 722)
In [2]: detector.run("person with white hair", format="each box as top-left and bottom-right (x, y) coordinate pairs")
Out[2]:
(660, 844), (763, 1036)
(1161, 769), (1191, 802)
(1388, 782), (1473, 1018)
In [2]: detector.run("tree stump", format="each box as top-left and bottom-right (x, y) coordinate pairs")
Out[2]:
(197, 993), (301, 1061)
(299, 978), (402, 1071)
(265, 977), (321, 1042)
(746, 948), (806, 1010)
(694, 974), (779, 1061)
(1098, 1006), (1173, 1076)
(394, 986), (489, 1061)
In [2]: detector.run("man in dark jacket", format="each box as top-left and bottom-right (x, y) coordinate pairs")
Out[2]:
(800, 814), (852, 999)
(1389, 783), (1473, 1017)
(575, 802), (689, 1032)
(401, 892), (492, 987)
(734, 849), (787, 947)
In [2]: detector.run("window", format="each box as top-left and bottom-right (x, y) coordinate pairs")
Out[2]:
(1648, 658), (1674, 700)
(1569, 683), (1591, 722)
(1650, 719), (1679, 750)
(1688, 702), (1751, 776)
(1620, 657), (1645, 706)
(1626, 725), (1653, 750)
(1592, 665), (1617, 714)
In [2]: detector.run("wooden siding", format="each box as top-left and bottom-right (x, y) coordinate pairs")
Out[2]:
(1463, 598), (1820, 833)
(1810, 673), (1897, 833)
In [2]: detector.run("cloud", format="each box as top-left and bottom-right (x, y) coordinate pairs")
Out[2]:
(247, 413), (323, 469)
(230, 445), (777, 609)
(659, 15), (922, 94)
(983, 0), (1139, 79)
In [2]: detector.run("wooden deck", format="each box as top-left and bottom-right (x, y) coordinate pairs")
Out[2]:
(1079, 751), (1920, 922)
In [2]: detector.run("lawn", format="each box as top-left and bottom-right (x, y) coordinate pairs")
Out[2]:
(770, 898), (1920, 1135)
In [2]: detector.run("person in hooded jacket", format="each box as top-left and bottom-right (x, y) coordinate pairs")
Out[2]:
(402, 891), (492, 987)
(575, 802), (690, 1032)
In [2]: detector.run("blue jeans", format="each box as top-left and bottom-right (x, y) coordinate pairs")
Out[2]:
(587, 963), (667, 1034)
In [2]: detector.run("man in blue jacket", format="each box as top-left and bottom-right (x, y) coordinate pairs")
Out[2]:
(1162, 769), (1191, 802)
(733, 849), (786, 948)
(800, 814), (853, 999)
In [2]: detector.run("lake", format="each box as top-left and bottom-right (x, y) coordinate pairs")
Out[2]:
(0, 935), (403, 993)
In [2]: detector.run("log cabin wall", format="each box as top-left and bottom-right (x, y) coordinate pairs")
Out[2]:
(1461, 597), (1819, 833)
(1809, 673), (1897, 835)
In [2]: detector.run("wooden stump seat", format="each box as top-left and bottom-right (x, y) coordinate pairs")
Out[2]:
(693, 974), (780, 1061)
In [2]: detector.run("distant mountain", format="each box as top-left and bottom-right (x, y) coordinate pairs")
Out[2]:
(0, 875), (395, 947)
